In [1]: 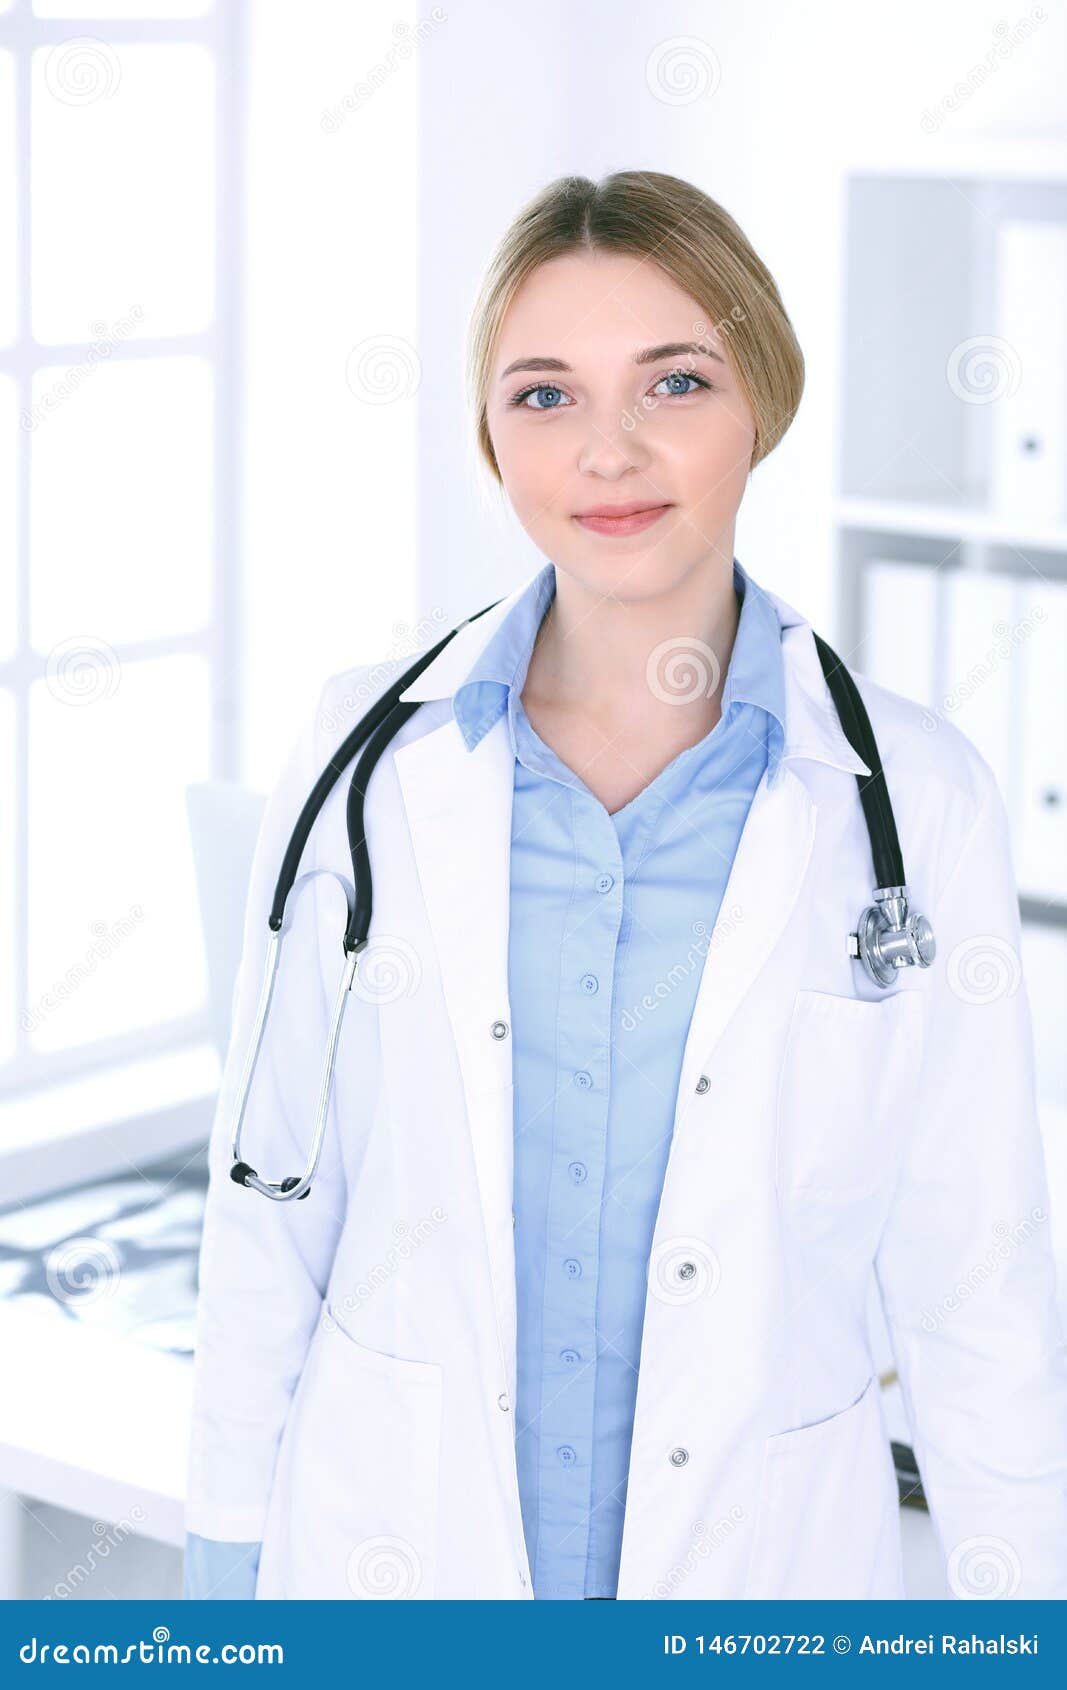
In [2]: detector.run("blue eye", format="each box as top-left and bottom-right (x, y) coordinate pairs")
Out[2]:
(510, 383), (571, 410)
(653, 370), (712, 397)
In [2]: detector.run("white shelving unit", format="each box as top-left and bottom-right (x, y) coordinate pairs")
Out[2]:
(838, 148), (1067, 1435)
(835, 145), (1067, 935)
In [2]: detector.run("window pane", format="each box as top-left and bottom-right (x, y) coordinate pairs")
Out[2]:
(0, 52), (14, 347)
(32, 43), (214, 343)
(0, 689), (13, 1064)
(27, 653), (210, 1052)
(30, 356), (213, 650)
(0, 374), (16, 660)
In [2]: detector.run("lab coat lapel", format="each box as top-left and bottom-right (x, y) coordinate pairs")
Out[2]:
(392, 710), (519, 1406)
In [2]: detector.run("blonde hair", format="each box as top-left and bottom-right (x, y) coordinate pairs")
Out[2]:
(466, 170), (804, 481)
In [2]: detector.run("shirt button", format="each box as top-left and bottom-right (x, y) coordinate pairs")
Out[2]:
(568, 1161), (587, 1184)
(695, 1074), (711, 1094)
(563, 1257), (582, 1279)
(560, 1348), (581, 1364)
(594, 873), (614, 893)
(573, 1069), (592, 1089)
(557, 1445), (577, 1466)
(579, 973), (599, 994)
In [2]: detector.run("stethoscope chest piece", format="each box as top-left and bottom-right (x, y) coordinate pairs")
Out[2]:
(849, 886), (936, 989)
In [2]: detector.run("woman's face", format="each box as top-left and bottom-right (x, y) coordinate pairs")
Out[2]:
(486, 249), (756, 602)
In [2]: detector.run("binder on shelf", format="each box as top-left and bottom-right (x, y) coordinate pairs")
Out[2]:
(992, 220), (1067, 524)
(1016, 579), (1067, 904)
(860, 559), (939, 709)
(940, 570), (1017, 817)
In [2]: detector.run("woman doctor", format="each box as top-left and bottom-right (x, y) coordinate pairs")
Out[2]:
(184, 171), (1067, 1601)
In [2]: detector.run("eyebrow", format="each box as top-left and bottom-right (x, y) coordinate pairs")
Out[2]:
(498, 340), (727, 380)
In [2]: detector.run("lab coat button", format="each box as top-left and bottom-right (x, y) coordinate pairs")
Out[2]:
(669, 1446), (689, 1467)
(490, 1020), (509, 1040)
(498, 1392), (510, 1412)
(678, 1261), (697, 1281)
(695, 1075), (710, 1094)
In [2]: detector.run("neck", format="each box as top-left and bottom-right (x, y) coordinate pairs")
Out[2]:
(525, 559), (741, 735)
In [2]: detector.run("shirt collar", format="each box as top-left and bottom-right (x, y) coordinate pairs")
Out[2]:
(451, 558), (787, 780)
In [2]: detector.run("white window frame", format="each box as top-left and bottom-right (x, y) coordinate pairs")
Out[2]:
(0, 0), (245, 1106)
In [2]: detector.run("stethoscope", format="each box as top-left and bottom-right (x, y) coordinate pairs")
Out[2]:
(229, 603), (935, 1202)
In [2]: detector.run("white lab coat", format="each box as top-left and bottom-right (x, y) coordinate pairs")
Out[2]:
(185, 570), (1067, 1600)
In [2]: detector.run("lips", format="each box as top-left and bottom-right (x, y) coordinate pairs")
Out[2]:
(572, 503), (673, 537)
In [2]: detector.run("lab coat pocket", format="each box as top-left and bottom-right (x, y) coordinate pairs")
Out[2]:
(743, 1372), (903, 1599)
(776, 988), (923, 1203)
(259, 1303), (443, 1599)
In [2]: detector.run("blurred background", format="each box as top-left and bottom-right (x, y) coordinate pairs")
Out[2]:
(0, 0), (1064, 1600)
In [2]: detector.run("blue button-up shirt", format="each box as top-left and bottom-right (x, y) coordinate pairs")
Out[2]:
(184, 557), (785, 1602)
(451, 558), (785, 1599)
